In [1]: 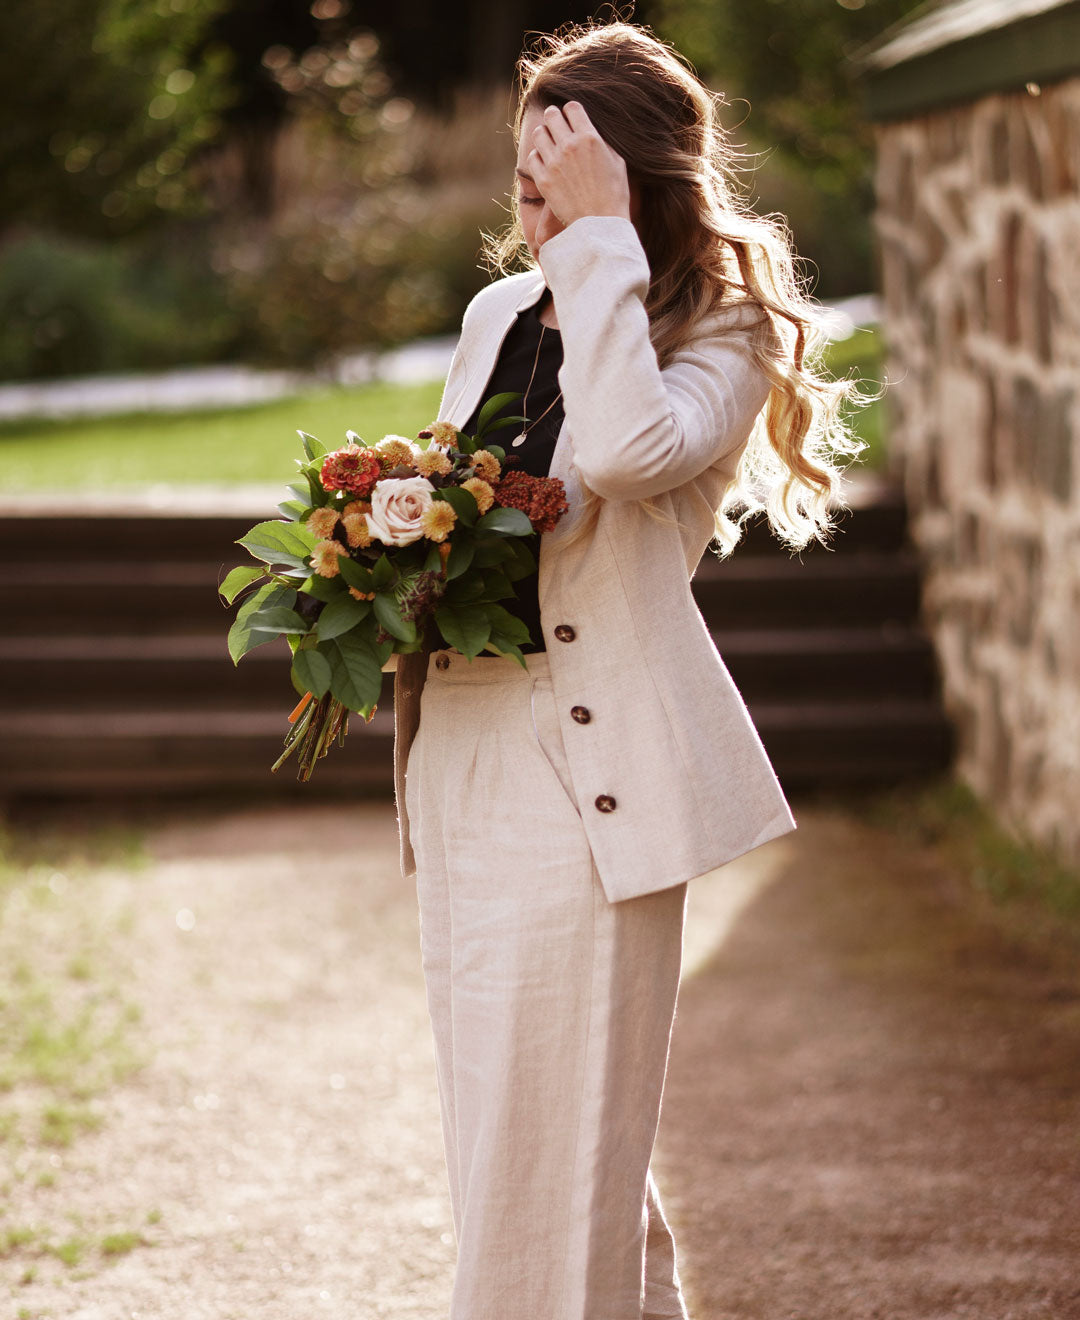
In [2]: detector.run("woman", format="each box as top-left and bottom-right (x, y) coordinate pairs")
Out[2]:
(395, 19), (866, 1320)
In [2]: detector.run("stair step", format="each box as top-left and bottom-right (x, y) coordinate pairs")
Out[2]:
(0, 635), (396, 709)
(0, 696), (952, 798)
(0, 706), (394, 795)
(692, 550), (923, 625)
(0, 626), (940, 706)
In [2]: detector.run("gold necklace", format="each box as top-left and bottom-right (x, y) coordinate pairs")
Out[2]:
(510, 304), (563, 448)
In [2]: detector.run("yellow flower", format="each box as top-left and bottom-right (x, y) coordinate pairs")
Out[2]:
(461, 476), (495, 514)
(306, 507), (340, 539)
(341, 499), (372, 518)
(470, 449), (501, 483)
(342, 513), (373, 548)
(375, 436), (415, 468)
(415, 447), (453, 478)
(311, 538), (346, 578)
(418, 420), (458, 447)
(420, 500), (457, 543)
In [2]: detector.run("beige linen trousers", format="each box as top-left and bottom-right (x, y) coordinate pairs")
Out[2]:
(406, 647), (691, 1319)
(392, 215), (799, 1318)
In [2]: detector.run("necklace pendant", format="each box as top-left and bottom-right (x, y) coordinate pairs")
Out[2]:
(511, 432), (527, 447)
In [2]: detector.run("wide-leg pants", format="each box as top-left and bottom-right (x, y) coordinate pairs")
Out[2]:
(404, 646), (691, 1320)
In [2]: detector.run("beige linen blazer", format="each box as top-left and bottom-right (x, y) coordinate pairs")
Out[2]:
(391, 214), (797, 902)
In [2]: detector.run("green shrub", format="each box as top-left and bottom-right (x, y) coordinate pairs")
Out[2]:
(0, 228), (239, 381)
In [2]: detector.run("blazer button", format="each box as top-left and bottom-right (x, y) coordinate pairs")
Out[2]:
(594, 794), (617, 812)
(570, 705), (591, 724)
(553, 624), (576, 642)
(435, 653), (450, 670)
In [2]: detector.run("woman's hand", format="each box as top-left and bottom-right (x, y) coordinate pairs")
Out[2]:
(526, 101), (633, 228)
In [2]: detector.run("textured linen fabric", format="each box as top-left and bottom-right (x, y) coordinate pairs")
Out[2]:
(406, 645), (691, 1320)
(394, 214), (798, 901)
(455, 289), (565, 654)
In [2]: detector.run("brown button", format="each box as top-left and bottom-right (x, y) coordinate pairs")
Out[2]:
(594, 794), (617, 812)
(553, 624), (576, 642)
(435, 653), (450, 670)
(570, 705), (591, 724)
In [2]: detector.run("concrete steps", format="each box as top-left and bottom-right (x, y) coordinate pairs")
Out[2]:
(0, 483), (953, 801)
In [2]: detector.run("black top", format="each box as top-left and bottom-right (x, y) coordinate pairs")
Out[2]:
(455, 288), (564, 655)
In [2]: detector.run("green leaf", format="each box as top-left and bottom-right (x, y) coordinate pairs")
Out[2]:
(316, 594), (371, 641)
(476, 507), (533, 537)
(472, 538), (513, 567)
(483, 636), (528, 669)
(247, 606), (311, 635)
(454, 430), (476, 455)
(218, 564), (266, 605)
(276, 499), (308, 521)
(238, 520), (317, 566)
(337, 557), (375, 593)
(371, 553), (394, 590)
(298, 430), (327, 461)
(305, 468), (329, 507)
(475, 391), (523, 440)
(483, 603), (533, 645)
(503, 536), (538, 580)
(433, 485), (478, 527)
(478, 567), (515, 601)
(446, 574), (485, 603)
(444, 535), (475, 581)
(291, 648), (332, 699)
(422, 543), (443, 574)
(434, 603), (491, 659)
(484, 444), (506, 463)
(479, 415), (528, 436)
(302, 573), (346, 602)
(373, 592), (417, 643)
(323, 631), (383, 714)
(227, 584), (296, 663)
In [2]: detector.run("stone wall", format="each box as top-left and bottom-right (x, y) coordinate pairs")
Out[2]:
(872, 75), (1080, 863)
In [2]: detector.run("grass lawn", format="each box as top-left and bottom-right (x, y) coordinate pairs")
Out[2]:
(0, 379), (446, 492)
(0, 330), (885, 493)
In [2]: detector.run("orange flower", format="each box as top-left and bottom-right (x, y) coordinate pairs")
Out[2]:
(461, 476), (495, 514)
(306, 507), (340, 539)
(311, 538), (347, 577)
(320, 443), (381, 497)
(415, 447), (453, 478)
(470, 449), (501, 483)
(342, 513), (373, 548)
(420, 500), (457, 543)
(418, 421), (458, 447)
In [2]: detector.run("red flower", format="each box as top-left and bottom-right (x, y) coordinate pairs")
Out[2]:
(492, 470), (569, 534)
(320, 443), (381, 498)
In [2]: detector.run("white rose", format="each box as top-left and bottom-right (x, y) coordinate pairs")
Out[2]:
(365, 475), (436, 546)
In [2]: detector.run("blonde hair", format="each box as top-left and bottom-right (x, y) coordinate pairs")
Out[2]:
(480, 18), (874, 557)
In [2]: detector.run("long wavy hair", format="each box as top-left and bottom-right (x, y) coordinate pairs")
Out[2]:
(480, 18), (874, 557)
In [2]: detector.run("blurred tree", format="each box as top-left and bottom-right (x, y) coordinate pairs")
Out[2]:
(0, 0), (237, 240)
(649, 0), (924, 294)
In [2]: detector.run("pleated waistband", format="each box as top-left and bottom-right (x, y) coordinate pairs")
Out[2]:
(425, 647), (550, 685)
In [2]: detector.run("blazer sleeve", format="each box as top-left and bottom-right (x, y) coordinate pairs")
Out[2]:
(537, 214), (775, 502)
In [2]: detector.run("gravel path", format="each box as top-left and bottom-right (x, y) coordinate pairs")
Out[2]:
(6, 796), (1078, 1319)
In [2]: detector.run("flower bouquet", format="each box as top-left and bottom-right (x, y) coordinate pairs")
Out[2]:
(219, 392), (569, 779)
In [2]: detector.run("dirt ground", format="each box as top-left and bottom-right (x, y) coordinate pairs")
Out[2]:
(5, 796), (1079, 1320)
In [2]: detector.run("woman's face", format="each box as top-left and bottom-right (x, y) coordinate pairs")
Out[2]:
(514, 101), (639, 264)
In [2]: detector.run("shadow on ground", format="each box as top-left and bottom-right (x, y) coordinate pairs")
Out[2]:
(659, 797), (1080, 1320)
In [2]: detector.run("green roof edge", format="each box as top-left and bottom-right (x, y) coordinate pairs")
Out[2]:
(853, 1), (1080, 121)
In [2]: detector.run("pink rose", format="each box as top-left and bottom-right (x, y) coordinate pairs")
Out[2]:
(365, 475), (436, 546)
